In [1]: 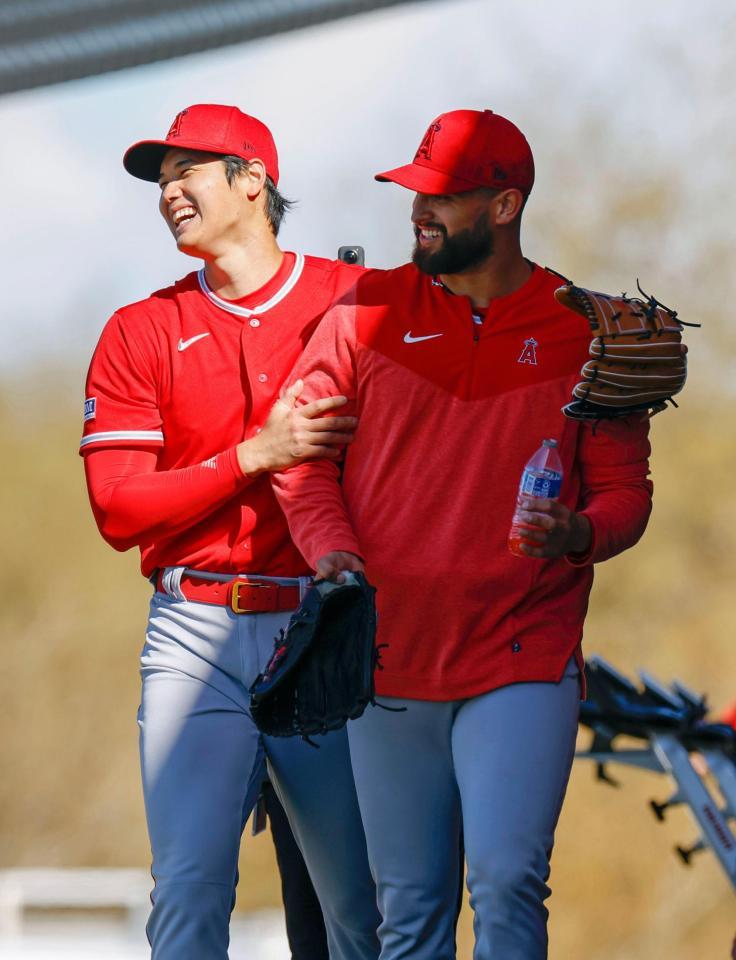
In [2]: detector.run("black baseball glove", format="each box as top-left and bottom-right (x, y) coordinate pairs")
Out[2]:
(250, 572), (379, 742)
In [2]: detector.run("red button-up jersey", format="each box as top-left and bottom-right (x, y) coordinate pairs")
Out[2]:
(81, 253), (361, 577)
(274, 263), (653, 700)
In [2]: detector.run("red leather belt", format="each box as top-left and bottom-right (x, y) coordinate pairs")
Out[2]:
(156, 572), (301, 614)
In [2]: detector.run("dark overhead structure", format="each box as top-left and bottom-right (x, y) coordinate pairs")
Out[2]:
(0, 0), (434, 96)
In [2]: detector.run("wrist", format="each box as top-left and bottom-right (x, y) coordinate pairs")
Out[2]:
(322, 549), (364, 563)
(236, 437), (268, 478)
(568, 512), (592, 555)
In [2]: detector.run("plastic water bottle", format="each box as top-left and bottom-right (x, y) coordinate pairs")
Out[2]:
(507, 439), (564, 557)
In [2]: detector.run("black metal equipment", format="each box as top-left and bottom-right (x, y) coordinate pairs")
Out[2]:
(0, 0), (440, 97)
(577, 655), (736, 890)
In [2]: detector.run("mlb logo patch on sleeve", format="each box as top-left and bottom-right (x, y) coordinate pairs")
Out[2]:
(84, 397), (96, 421)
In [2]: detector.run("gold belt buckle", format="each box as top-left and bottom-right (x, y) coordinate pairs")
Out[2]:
(230, 580), (271, 614)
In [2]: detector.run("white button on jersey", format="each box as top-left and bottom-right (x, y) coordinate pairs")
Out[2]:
(258, 373), (268, 383)
(250, 318), (260, 328)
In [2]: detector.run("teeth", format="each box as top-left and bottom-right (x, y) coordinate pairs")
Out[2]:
(173, 206), (196, 225)
(420, 229), (441, 239)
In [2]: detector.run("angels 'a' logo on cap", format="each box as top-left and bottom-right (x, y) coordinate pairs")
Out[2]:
(166, 109), (189, 140)
(415, 120), (442, 161)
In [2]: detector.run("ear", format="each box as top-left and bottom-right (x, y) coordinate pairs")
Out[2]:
(493, 188), (525, 226)
(241, 158), (269, 200)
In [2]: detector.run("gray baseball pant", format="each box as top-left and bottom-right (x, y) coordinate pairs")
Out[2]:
(347, 659), (580, 960)
(138, 587), (380, 960)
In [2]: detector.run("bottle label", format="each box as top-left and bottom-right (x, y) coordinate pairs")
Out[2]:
(520, 468), (563, 499)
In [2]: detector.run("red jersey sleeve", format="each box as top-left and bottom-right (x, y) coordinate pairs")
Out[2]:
(272, 297), (363, 568)
(81, 311), (254, 552)
(80, 312), (164, 454)
(85, 446), (251, 552)
(568, 416), (653, 566)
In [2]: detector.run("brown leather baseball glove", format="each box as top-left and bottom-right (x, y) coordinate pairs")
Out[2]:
(555, 282), (698, 420)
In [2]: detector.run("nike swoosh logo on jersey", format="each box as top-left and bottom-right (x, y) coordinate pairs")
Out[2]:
(177, 333), (210, 351)
(404, 331), (444, 344)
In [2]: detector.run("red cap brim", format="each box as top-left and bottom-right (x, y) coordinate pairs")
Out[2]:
(374, 162), (481, 195)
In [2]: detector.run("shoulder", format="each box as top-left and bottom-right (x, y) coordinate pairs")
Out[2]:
(299, 254), (365, 298)
(526, 264), (575, 305)
(113, 271), (199, 325)
(528, 264), (592, 338)
(92, 272), (198, 367)
(103, 272), (200, 348)
(363, 262), (419, 288)
(350, 263), (424, 303)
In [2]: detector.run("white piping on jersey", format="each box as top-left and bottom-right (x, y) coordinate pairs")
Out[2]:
(197, 253), (305, 318)
(79, 430), (164, 448)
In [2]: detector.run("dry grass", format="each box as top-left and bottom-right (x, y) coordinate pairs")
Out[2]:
(0, 388), (282, 909)
(2, 383), (734, 953)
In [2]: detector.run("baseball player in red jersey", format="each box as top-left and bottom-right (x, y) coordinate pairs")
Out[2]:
(80, 104), (380, 960)
(273, 109), (654, 959)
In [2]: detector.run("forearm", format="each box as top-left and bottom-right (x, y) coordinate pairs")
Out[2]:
(272, 460), (362, 570)
(572, 476), (653, 565)
(569, 415), (654, 566)
(85, 446), (252, 550)
(272, 296), (363, 568)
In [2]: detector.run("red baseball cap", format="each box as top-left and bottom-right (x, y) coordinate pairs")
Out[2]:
(375, 109), (534, 196)
(123, 103), (279, 184)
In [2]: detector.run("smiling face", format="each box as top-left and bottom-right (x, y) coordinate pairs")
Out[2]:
(411, 189), (500, 276)
(157, 147), (256, 258)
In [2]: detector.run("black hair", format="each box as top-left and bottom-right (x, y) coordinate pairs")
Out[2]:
(221, 155), (294, 236)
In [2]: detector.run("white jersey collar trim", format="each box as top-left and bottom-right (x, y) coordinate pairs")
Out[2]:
(197, 253), (305, 318)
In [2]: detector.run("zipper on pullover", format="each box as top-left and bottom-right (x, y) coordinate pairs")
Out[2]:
(471, 306), (486, 343)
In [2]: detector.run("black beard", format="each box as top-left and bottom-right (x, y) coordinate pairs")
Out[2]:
(412, 212), (494, 276)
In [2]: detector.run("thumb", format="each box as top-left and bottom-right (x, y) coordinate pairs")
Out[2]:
(315, 555), (342, 583)
(280, 379), (304, 408)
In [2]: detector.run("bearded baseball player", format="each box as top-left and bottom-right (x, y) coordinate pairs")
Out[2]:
(80, 104), (380, 960)
(273, 109), (654, 959)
